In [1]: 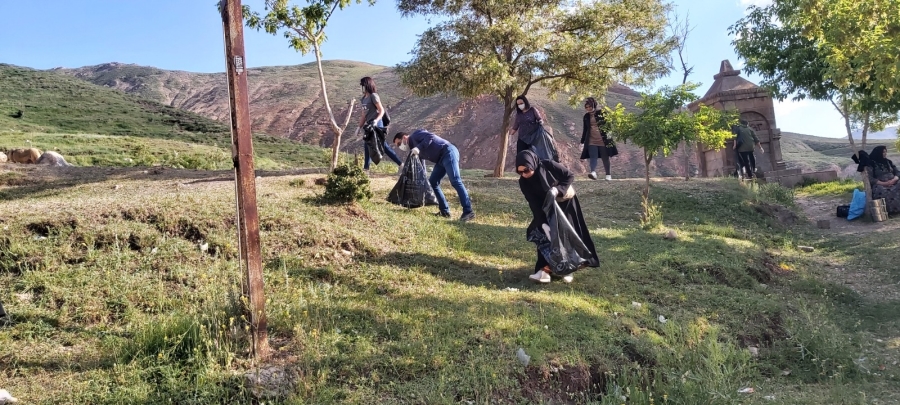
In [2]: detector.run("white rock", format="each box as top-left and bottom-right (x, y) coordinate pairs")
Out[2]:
(199, 242), (209, 252)
(631, 301), (642, 309)
(36, 151), (71, 167)
(516, 348), (531, 367)
(0, 152), (7, 163)
(0, 389), (18, 404)
(748, 346), (759, 358)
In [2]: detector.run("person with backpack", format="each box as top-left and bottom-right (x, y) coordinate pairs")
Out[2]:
(508, 95), (545, 154)
(356, 76), (402, 173)
(515, 150), (599, 283)
(394, 130), (476, 222)
(732, 119), (764, 179)
(580, 97), (618, 180)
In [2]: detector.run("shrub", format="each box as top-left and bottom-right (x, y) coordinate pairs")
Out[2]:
(640, 195), (663, 230)
(756, 182), (795, 206)
(320, 164), (372, 205)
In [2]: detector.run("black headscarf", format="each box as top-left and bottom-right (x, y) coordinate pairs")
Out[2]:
(516, 150), (555, 193)
(871, 146), (889, 165)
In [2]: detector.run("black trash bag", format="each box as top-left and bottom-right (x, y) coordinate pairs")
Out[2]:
(529, 125), (560, 163)
(363, 124), (387, 165)
(387, 152), (438, 208)
(525, 191), (593, 275)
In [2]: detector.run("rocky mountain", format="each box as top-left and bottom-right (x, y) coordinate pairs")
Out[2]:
(57, 61), (705, 177)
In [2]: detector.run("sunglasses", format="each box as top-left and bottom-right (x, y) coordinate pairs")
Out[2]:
(516, 168), (533, 175)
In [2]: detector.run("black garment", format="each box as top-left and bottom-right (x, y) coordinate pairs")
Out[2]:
(580, 110), (618, 160)
(738, 151), (756, 179)
(869, 146), (900, 214)
(516, 139), (530, 155)
(516, 150), (599, 272)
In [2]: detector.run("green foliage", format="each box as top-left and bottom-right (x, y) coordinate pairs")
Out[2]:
(396, 0), (676, 174)
(243, 0), (374, 55)
(605, 83), (737, 194)
(320, 163), (372, 204)
(731, 0), (900, 147)
(639, 195), (663, 230)
(756, 182), (796, 207)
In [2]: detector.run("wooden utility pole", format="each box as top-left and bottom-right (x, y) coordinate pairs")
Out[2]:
(220, 0), (269, 360)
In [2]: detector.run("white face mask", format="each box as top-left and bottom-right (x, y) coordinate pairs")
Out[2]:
(517, 104), (526, 111)
(398, 141), (409, 152)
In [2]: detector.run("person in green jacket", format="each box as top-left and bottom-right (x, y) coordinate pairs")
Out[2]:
(733, 119), (764, 179)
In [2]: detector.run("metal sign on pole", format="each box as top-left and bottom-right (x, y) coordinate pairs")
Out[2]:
(220, 0), (269, 360)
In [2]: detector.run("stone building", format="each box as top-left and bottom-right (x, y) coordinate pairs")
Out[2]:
(688, 60), (836, 186)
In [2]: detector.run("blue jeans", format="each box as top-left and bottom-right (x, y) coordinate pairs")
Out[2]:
(362, 120), (402, 169)
(429, 144), (473, 215)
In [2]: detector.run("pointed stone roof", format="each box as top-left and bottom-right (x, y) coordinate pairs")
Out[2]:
(700, 60), (759, 100)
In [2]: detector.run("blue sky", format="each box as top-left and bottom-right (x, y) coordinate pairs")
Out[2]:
(0, 0), (850, 138)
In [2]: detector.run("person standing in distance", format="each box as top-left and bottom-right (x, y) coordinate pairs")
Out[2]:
(580, 97), (618, 180)
(356, 76), (403, 173)
(733, 119), (764, 179)
(507, 95), (544, 154)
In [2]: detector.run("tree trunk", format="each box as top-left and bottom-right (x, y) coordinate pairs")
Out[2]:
(861, 112), (870, 151)
(492, 89), (516, 177)
(683, 140), (691, 181)
(644, 151), (652, 198)
(837, 94), (856, 150)
(311, 41), (349, 171)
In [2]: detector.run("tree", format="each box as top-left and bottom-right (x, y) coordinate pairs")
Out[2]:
(396, 0), (676, 177)
(243, 0), (368, 171)
(731, 0), (900, 218)
(730, 0), (900, 151)
(604, 83), (737, 197)
(668, 10), (696, 180)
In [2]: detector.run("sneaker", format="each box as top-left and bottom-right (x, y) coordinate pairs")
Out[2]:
(459, 212), (476, 222)
(605, 175), (612, 181)
(562, 274), (574, 283)
(529, 269), (551, 283)
(435, 211), (451, 218)
(588, 171), (597, 180)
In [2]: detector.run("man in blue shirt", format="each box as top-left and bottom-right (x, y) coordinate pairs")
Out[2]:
(394, 130), (475, 222)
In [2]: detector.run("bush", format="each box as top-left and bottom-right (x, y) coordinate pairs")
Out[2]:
(640, 195), (663, 230)
(756, 182), (795, 206)
(320, 164), (372, 205)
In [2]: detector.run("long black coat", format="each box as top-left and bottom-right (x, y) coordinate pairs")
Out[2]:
(518, 158), (600, 268)
(580, 110), (618, 159)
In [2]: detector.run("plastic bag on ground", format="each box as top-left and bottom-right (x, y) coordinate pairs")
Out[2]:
(526, 190), (593, 275)
(387, 152), (438, 208)
(847, 188), (866, 220)
(528, 125), (560, 162)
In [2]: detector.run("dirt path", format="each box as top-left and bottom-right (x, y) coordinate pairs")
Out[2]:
(795, 194), (900, 236)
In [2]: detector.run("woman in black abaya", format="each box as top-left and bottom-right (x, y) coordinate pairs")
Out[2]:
(515, 150), (599, 283)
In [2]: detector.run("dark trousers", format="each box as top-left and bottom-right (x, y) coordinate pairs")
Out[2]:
(738, 151), (756, 179)
(535, 247), (549, 272)
(587, 145), (611, 175)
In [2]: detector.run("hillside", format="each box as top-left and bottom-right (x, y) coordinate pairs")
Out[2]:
(1, 165), (898, 403)
(0, 64), (328, 169)
(780, 132), (899, 177)
(58, 61), (707, 177)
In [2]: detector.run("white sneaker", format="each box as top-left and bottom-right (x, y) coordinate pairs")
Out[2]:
(605, 175), (612, 181)
(529, 270), (551, 283)
(562, 274), (574, 283)
(588, 171), (597, 180)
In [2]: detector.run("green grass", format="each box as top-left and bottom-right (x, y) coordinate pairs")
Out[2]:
(796, 179), (864, 198)
(1, 170), (898, 404)
(0, 64), (330, 170)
